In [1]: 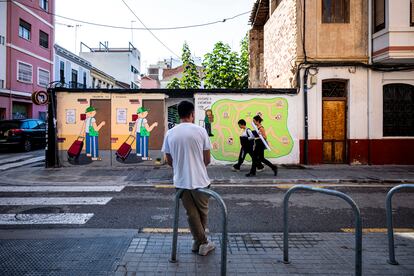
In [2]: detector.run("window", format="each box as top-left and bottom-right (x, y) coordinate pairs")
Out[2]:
(19, 19), (31, 40)
(83, 72), (87, 87)
(411, 0), (414, 26)
(131, 65), (139, 74)
(383, 84), (414, 136)
(322, 0), (350, 23)
(17, 62), (32, 83)
(39, 0), (48, 11)
(92, 77), (96, 88)
(0, 35), (5, 45)
(97, 80), (101, 88)
(59, 61), (65, 83)
(38, 68), (49, 87)
(0, 79), (4, 89)
(39, 30), (48, 48)
(374, 0), (385, 32)
(71, 69), (78, 88)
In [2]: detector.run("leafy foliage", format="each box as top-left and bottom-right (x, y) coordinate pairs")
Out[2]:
(179, 42), (201, 89)
(202, 34), (249, 89)
(166, 77), (180, 89)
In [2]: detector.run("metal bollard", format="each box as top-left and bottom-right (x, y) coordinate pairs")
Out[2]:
(170, 188), (228, 276)
(386, 184), (414, 265)
(283, 185), (362, 276)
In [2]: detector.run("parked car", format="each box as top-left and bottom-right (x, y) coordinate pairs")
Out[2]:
(0, 119), (46, 151)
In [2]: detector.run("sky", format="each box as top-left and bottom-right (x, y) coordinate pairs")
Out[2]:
(55, 0), (255, 73)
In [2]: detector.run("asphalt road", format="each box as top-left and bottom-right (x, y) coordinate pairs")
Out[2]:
(0, 186), (413, 232)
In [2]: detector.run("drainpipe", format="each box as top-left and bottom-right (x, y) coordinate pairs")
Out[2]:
(367, 0), (372, 164)
(303, 67), (310, 165)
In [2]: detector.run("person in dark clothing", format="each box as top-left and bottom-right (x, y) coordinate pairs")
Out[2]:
(246, 115), (278, 177)
(232, 119), (263, 171)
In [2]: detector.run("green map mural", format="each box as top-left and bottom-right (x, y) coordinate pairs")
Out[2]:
(210, 98), (293, 162)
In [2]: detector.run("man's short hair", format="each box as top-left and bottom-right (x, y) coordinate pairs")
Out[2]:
(178, 101), (194, 119)
(238, 119), (246, 126)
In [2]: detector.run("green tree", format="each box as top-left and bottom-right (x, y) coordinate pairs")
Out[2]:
(166, 77), (180, 89)
(180, 42), (201, 89)
(202, 34), (249, 89)
(203, 42), (240, 89)
(238, 34), (249, 88)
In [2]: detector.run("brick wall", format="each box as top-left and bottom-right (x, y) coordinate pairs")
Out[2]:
(264, 0), (297, 88)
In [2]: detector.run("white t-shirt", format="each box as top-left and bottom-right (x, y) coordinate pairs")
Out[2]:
(85, 117), (96, 134)
(161, 123), (211, 189)
(135, 118), (147, 133)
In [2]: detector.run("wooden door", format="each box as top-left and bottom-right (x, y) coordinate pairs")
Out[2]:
(322, 80), (347, 163)
(142, 100), (165, 150)
(90, 99), (111, 150)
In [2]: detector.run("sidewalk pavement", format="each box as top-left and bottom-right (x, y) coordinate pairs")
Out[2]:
(1, 229), (413, 275)
(0, 164), (413, 186)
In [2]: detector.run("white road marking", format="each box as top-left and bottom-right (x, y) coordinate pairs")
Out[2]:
(0, 213), (94, 225)
(0, 186), (125, 192)
(0, 156), (45, 171)
(0, 154), (33, 164)
(0, 197), (112, 205)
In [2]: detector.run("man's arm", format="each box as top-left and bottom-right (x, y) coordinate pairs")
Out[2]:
(203, 150), (211, 167)
(165, 153), (173, 167)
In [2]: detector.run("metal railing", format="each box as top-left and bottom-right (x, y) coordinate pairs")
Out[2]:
(386, 184), (414, 265)
(170, 188), (228, 276)
(283, 185), (362, 276)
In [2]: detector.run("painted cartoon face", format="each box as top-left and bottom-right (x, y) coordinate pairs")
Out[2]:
(139, 111), (148, 118)
(86, 110), (96, 118)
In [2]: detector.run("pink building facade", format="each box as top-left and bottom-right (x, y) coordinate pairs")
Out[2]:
(0, 0), (54, 120)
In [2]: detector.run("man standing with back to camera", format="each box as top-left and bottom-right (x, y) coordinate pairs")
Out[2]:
(161, 100), (216, 256)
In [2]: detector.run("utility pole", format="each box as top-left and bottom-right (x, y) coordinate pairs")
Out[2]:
(74, 24), (81, 54)
(131, 20), (136, 45)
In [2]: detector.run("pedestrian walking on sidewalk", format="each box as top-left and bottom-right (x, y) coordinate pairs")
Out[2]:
(232, 119), (263, 172)
(161, 100), (216, 256)
(246, 115), (278, 177)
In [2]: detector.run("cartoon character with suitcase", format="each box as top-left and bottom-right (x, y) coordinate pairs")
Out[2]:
(132, 107), (158, 161)
(84, 106), (105, 161)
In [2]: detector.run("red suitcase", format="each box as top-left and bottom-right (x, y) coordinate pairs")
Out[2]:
(116, 135), (135, 160)
(67, 136), (84, 158)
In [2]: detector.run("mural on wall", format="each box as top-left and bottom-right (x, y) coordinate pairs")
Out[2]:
(57, 92), (165, 167)
(85, 106), (106, 161)
(207, 98), (294, 162)
(131, 107), (158, 160)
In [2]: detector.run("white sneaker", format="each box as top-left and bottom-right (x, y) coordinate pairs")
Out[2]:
(198, 241), (215, 256)
(257, 167), (265, 172)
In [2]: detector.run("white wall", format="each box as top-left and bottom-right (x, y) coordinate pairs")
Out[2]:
(54, 55), (91, 86)
(302, 67), (369, 141)
(369, 71), (414, 139)
(194, 93), (300, 164)
(0, 2), (7, 89)
(81, 51), (141, 88)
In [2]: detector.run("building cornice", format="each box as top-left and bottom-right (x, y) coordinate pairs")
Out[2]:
(7, 43), (53, 65)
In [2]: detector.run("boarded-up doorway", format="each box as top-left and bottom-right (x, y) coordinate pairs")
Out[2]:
(142, 100), (165, 149)
(90, 99), (111, 150)
(322, 80), (347, 163)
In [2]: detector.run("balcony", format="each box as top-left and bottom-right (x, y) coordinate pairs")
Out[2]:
(372, 0), (414, 64)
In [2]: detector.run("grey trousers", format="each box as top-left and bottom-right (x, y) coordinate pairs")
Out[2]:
(181, 189), (210, 246)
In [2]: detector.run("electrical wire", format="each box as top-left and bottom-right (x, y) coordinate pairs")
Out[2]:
(1, 0), (250, 31)
(120, 0), (180, 59)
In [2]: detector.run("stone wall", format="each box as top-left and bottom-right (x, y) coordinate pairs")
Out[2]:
(248, 27), (264, 88)
(263, 0), (297, 88)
